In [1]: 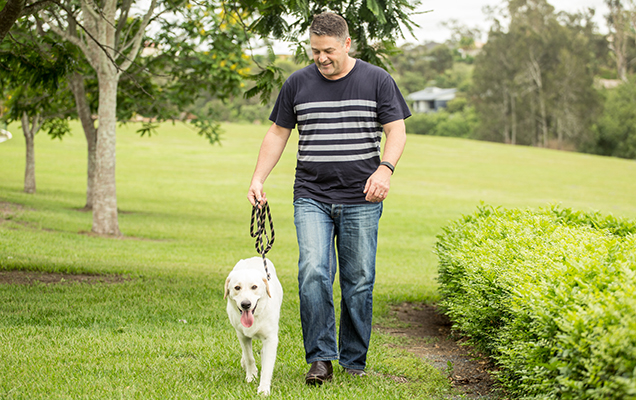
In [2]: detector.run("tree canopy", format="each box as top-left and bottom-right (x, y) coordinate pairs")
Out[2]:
(1, 0), (421, 235)
(471, 0), (602, 148)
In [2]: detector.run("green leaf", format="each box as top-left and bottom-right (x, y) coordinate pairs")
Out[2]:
(136, 122), (159, 138)
(366, 0), (387, 24)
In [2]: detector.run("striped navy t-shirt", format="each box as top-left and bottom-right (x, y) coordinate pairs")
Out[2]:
(270, 59), (411, 204)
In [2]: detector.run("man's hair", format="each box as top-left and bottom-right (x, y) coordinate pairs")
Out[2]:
(309, 12), (349, 43)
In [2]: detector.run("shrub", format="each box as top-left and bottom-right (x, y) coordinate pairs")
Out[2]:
(435, 107), (478, 138)
(545, 204), (636, 237)
(405, 111), (446, 136)
(405, 107), (478, 139)
(436, 205), (636, 398)
(584, 77), (636, 160)
(445, 96), (468, 113)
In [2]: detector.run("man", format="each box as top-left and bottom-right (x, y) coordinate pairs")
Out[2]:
(247, 12), (410, 385)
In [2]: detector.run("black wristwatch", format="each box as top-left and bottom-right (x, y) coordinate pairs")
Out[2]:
(379, 161), (395, 174)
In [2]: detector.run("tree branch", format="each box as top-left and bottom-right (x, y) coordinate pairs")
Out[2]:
(20, 0), (55, 17)
(118, 0), (157, 73)
(116, 17), (140, 57)
(114, 0), (132, 47)
(79, 0), (101, 25)
(40, 12), (90, 56)
(39, 1), (121, 73)
(0, 0), (26, 42)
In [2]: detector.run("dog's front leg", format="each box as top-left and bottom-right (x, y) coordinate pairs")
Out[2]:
(237, 332), (258, 382)
(257, 335), (279, 395)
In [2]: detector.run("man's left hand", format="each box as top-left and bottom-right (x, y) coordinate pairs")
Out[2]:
(363, 167), (392, 203)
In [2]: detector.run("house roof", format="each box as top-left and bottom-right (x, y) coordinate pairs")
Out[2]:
(407, 87), (457, 102)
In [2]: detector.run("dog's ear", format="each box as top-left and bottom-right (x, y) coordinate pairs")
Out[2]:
(224, 276), (231, 299)
(262, 277), (272, 298)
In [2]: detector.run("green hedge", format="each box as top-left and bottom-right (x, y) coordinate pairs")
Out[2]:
(436, 205), (636, 399)
(404, 107), (478, 139)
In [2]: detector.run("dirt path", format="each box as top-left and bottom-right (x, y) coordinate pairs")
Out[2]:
(377, 302), (500, 398)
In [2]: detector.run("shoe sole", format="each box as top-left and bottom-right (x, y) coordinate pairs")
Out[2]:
(305, 374), (333, 386)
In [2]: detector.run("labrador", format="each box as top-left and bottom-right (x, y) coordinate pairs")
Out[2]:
(224, 257), (283, 395)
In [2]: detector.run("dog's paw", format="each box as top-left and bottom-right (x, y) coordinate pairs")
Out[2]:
(245, 368), (258, 383)
(257, 384), (271, 396)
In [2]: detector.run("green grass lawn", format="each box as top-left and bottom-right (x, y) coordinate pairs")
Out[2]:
(1, 121), (635, 399)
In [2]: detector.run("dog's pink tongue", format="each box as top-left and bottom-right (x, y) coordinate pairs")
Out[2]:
(241, 310), (254, 328)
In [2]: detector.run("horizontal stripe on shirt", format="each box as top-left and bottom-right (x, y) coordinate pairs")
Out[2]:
(295, 99), (377, 111)
(298, 132), (381, 142)
(300, 121), (380, 131)
(297, 110), (377, 121)
(298, 142), (380, 152)
(297, 152), (380, 162)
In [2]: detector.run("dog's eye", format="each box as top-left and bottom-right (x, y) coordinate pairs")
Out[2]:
(234, 285), (241, 291)
(251, 285), (258, 290)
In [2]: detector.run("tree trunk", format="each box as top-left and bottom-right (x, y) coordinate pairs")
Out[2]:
(528, 57), (548, 147)
(21, 112), (41, 194)
(91, 0), (121, 236)
(557, 118), (563, 150)
(530, 97), (538, 147)
(538, 92), (549, 148)
(607, 0), (630, 82)
(503, 86), (511, 144)
(510, 93), (517, 145)
(92, 67), (121, 236)
(612, 28), (628, 82)
(68, 73), (97, 210)
(68, 0), (154, 234)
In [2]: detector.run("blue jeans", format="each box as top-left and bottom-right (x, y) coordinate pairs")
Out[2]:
(293, 197), (383, 370)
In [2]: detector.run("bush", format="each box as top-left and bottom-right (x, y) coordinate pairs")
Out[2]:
(405, 107), (478, 139)
(584, 77), (636, 160)
(405, 111), (445, 136)
(436, 205), (636, 398)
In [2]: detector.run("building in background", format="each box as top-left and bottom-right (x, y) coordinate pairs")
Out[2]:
(407, 87), (457, 113)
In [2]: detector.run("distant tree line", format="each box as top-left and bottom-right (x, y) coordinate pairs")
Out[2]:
(398, 0), (636, 160)
(199, 0), (636, 160)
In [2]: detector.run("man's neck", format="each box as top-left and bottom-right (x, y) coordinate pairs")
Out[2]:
(323, 56), (356, 80)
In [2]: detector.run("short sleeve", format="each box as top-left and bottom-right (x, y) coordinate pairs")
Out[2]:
(269, 79), (298, 129)
(376, 75), (411, 125)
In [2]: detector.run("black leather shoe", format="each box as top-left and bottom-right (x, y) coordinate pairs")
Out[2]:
(345, 368), (366, 377)
(305, 360), (333, 385)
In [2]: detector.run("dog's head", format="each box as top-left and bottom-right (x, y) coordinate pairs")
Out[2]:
(224, 267), (271, 328)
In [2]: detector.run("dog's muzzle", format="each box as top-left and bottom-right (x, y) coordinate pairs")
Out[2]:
(238, 300), (258, 328)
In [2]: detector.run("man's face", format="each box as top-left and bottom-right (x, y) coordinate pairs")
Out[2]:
(310, 34), (352, 80)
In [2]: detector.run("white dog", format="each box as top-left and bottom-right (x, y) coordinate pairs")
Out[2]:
(224, 257), (283, 395)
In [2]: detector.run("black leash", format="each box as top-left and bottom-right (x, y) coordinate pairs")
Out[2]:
(250, 201), (275, 280)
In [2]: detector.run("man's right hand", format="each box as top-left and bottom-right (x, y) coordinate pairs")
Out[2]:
(248, 180), (267, 207)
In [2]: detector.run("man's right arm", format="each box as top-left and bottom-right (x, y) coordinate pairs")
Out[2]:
(247, 123), (293, 206)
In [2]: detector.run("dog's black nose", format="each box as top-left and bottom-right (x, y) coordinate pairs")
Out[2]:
(241, 300), (252, 310)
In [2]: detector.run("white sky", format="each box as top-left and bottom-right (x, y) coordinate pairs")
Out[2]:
(258, 0), (610, 54)
(409, 0), (610, 44)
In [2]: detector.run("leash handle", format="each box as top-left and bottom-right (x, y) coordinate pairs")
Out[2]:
(250, 202), (275, 280)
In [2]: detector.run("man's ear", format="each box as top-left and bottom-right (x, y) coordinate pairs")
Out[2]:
(344, 37), (352, 52)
